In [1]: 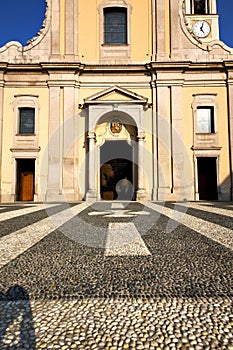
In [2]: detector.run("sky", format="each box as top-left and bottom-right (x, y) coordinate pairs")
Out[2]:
(0, 0), (232, 48)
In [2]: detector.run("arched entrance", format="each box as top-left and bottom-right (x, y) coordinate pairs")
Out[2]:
(100, 140), (136, 200)
(84, 89), (148, 201)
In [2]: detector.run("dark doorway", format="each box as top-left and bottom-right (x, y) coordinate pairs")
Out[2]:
(100, 141), (135, 200)
(16, 159), (35, 201)
(197, 157), (218, 200)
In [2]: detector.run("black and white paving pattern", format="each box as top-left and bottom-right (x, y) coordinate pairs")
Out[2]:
(0, 201), (232, 349)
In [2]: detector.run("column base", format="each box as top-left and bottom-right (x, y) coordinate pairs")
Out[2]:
(218, 192), (231, 201)
(158, 186), (194, 201)
(62, 189), (82, 201)
(0, 193), (15, 203)
(157, 187), (171, 201)
(45, 190), (65, 202)
(136, 190), (147, 202)
(151, 188), (158, 201)
(86, 190), (98, 203)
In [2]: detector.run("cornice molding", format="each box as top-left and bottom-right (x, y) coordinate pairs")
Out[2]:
(84, 64), (146, 73)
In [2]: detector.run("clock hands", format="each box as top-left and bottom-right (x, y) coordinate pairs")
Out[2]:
(200, 22), (204, 33)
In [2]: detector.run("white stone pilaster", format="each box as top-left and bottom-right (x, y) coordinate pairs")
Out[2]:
(155, 0), (169, 60)
(227, 80), (233, 200)
(157, 86), (172, 199)
(136, 133), (147, 201)
(151, 79), (158, 200)
(46, 86), (61, 200)
(51, 0), (60, 58)
(0, 84), (3, 201)
(194, 156), (199, 200)
(63, 85), (76, 199)
(65, 0), (79, 59)
(171, 85), (183, 194)
(86, 132), (97, 201)
(151, 0), (157, 60)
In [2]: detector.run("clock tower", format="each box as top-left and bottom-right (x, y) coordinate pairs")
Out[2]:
(184, 0), (219, 42)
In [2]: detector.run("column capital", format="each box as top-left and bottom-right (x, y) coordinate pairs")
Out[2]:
(137, 132), (145, 141)
(87, 132), (96, 141)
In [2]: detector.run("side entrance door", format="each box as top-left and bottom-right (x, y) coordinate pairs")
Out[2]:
(16, 159), (35, 201)
(19, 172), (34, 201)
(197, 157), (218, 200)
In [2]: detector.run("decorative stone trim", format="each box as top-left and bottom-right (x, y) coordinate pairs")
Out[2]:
(24, 0), (50, 50)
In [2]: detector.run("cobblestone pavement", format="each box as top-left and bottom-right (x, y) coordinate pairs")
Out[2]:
(0, 201), (232, 349)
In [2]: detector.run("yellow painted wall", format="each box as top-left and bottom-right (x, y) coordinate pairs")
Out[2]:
(2, 90), (14, 198)
(78, 0), (99, 61)
(130, 0), (151, 61)
(78, 0), (151, 62)
(1, 88), (49, 200)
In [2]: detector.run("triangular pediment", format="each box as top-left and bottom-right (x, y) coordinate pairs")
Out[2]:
(84, 86), (148, 105)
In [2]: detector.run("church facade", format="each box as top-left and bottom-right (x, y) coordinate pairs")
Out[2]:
(0, 0), (233, 202)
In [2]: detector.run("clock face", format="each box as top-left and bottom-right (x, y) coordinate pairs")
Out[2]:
(192, 21), (211, 38)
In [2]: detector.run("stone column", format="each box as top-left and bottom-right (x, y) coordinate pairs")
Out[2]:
(136, 133), (147, 201)
(86, 132), (97, 201)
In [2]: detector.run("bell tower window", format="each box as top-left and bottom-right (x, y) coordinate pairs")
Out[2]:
(191, 0), (209, 14)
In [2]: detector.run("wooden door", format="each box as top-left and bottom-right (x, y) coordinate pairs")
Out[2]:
(19, 172), (34, 201)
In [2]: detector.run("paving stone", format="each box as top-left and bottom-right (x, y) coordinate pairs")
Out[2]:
(0, 201), (232, 349)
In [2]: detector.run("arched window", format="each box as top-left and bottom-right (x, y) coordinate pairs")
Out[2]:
(104, 7), (127, 44)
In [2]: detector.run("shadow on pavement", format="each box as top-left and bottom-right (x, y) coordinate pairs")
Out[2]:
(0, 285), (35, 349)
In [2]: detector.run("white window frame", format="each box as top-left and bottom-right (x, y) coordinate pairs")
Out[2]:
(192, 94), (218, 135)
(14, 95), (39, 137)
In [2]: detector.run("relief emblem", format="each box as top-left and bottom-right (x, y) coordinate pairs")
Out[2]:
(110, 119), (122, 134)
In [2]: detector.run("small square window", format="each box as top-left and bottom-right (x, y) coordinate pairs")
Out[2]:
(196, 106), (214, 133)
(19, 108), (35, 134)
